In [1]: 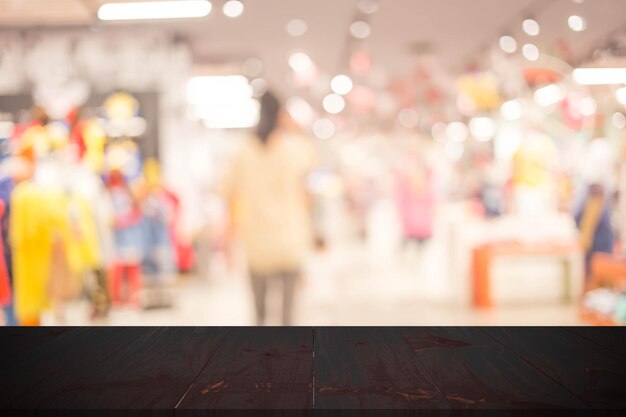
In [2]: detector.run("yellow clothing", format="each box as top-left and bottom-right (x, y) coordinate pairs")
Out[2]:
(224, 134), (315, 273)
(513, 134), (556, 187)
(83, 119), (107, 173)
(11, 182), (66, 322)
(65, 194), (102, 273)
(10, 182), (100, 323)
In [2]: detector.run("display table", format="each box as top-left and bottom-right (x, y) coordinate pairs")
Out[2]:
(0, 327), (625, 415)
(472, 241), (581, 308)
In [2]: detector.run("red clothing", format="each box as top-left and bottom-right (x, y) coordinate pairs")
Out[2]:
(0, 201), (11, 306)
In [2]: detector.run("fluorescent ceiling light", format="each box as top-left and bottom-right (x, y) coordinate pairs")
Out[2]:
(186, 75), (252, 104)
(534, 84), (564, 107)
(573, 68), (626, 85)
(98, 0), (212, 21)
(186, 75), (258, 129)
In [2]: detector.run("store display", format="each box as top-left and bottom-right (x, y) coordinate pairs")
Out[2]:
(0, 0), (625, 326)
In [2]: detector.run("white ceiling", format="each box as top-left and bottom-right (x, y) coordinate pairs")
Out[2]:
(1, 0), (626, 99)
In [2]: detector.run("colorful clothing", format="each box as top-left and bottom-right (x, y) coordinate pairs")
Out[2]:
(395, 169), (434, 240)
(575, 194), (614, 276)
(0, 201), (11, 306)
(109, 186), (144, 264)
(140, 191), (175, 277)
(10, 182), (78, 323)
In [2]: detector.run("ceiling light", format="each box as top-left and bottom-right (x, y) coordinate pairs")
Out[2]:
(612, 112), (626, 129)
(350, 21), (371, 39)
(288, 52), (313, 72)
(615, 86), (626, 104)
(500, 99), (523, 121)
(186, 75), (259, 129)
(522, 43), (539, 61)
(534, 84), (564, 107)
(286, 97), (315, 126)
(223, 0), (244, 18)
(98, 0), (212, 20)
(499, 35), (517, 53)
(313, 118), (335, 139)
(573, 68), (626, 85)
(578, 97), (597, 116)
(522, 18), (540, 36)
(286, 19), (308, 37)
(323, 94), (346, 114)
(445, 122), (468, 142)
(469, 117), (496, 141)
(568, 15), (585, 31)
(330, 75), (353, 95)
(186, 75), (252, 104)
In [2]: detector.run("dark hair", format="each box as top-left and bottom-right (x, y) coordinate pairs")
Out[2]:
(256, 90), (280, 144)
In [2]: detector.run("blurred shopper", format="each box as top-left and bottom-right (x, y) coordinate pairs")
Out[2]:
(223, 91), (314, 326)
(575, 183), (614, 277)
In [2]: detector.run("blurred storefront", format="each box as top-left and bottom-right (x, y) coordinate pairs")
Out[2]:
(1, 0), (626, 325)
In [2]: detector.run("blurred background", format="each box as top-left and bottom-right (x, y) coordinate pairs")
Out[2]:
(1, 0), (626, 326)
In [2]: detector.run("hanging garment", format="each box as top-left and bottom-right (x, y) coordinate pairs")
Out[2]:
(10, 182), (77, 323)
(159, 187), (195, 272)
(140, 191), (175, 278)
(68, 165), (115, 267)
(64, 192), (102, 276)
(0, 201), (11, 306)
(395, 169), (434, 240)
(109, 185), (144, 264)
(0, 177), (13, 283)
(108, 263), (142, 306)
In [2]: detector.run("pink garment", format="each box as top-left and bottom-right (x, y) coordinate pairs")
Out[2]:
(395, 170), (434, 239)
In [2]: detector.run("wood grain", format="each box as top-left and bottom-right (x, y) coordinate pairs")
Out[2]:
(401, 327), (591, 413)
(0, 327), (150, 408)
(565, 327), (626, 359)
(484, 327), (626, 410)
(41, 327), (230, 409)
(1, 326), (624, 415)
(176, 327), (313, 412)
(314, 327), (448, 410)
(0, 327), (71, 359)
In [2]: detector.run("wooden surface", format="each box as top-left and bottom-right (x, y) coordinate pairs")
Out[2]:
(0, 327), (624, 416)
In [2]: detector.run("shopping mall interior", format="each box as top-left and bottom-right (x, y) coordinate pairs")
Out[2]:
(1, 0), (626, 326)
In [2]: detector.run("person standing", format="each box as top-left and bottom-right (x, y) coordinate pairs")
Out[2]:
(575, 183), (614, 278)
(223, 91), (315, 326)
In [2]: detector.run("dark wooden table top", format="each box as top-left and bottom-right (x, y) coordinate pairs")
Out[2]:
(0, 327), (624, 416)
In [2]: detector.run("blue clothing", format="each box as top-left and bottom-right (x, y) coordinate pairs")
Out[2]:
(0, 177), (15, 326)
(574, 196), (614, 276)
(140, 194), (175, 277)
(0, 177), (13, 283)
(110, 188), (144, 263)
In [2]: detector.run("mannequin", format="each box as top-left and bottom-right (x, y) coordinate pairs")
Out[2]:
(107, 169), (143, 307)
